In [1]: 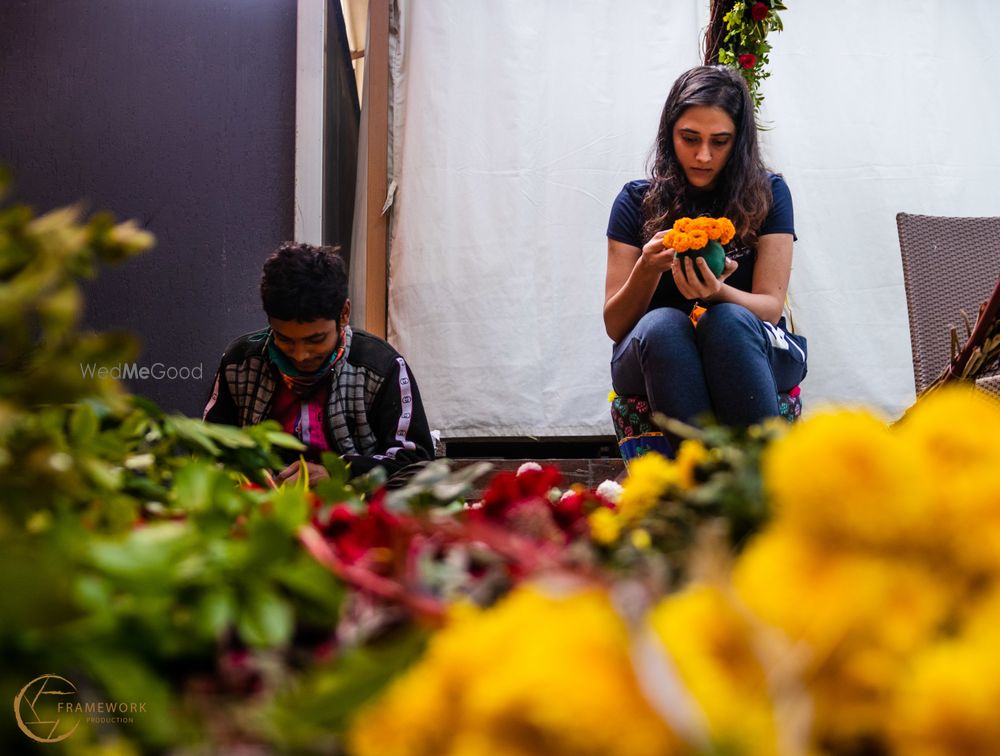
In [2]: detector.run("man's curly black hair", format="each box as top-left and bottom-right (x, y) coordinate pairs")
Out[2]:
(260, 242), (348, 321)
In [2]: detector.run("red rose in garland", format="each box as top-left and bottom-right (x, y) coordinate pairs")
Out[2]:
(750, 2), (770, 22)
(738, 53), (757, 69)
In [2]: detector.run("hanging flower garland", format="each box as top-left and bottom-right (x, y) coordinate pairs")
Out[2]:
(711, 1), (788, 111)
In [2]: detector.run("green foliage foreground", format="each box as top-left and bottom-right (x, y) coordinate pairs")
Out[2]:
(0, 173), (431, 753)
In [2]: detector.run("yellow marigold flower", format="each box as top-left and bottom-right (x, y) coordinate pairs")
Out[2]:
(888, 633), (1000, 756)
(735, 528), (952, 664)
(954, 581), (1000, 641)
(618, 452), (680, 523)
(607, 389), (617, 403)
(630, 528), (652, 550)
(649, 585), (779, 754)
(674, 439), (708, 489)
(671, 232), (691, 253)
(895, 385), (1000, 573)
(661, 230), (675, 250)
(588, 507), (622, 545)
(762, 408), (934, 550)
(734, 527), (953, 745)
(673, 216), (734, 245)
(718, 218), (736, 244)
(687, 229), (709, 250)
(348, 585), (680, 756)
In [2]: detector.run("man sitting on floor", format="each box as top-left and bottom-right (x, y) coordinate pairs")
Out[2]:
(203, 242), (434, 484)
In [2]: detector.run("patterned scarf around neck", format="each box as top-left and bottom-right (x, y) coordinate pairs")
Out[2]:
(266, 327), (346, 396)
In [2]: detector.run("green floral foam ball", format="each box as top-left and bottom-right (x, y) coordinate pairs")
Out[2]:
(681, 239), (726, 282)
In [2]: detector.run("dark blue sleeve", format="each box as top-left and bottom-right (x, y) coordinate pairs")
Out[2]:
(606, 180), (649, 248)
(760, 173), (795, 239)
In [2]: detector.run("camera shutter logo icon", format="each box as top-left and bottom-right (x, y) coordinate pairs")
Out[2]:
(13, 674), (81, 743)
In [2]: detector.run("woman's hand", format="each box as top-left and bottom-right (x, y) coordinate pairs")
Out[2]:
(639, 231), (675, 274)
(671, 254), (738, 301)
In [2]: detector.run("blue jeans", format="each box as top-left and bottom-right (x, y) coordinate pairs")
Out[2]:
(610, 304), (807, 427)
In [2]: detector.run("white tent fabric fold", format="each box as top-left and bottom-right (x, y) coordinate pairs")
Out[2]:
(382, 0), (1000, 438)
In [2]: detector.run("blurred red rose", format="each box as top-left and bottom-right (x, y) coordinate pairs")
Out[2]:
(551, 489), (616, 535)
(477, 465), (563, 520)
(314, 489), (406, 566)
(739, 53), (757, 69)
(751, 2), (769, 22)
(471, 465), (571, 544)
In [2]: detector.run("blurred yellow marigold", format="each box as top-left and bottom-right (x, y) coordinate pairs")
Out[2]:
(618, 452), (680, 524)
(649, 585), (780, 754)
(348, 584), (680, 756)
(736, 528), (952, 663)
(588, 506), (622, 545)
(896, 385), (1000, 572)
(630, 528), (652, 550)
(762, 408), (933, 550)
(889, 631), (1000, 756)
(953, 580), (1000, 640)
(674, 439), (708, 490)
(734, 527), (953, 744)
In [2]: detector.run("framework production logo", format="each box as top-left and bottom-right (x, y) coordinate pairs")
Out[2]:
(13, 674), (81, 743)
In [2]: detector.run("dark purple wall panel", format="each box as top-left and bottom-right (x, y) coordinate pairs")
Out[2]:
(0, 0), (298, 414)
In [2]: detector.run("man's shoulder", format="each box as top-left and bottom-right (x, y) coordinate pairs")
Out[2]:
(218, 329), (270, 365)
(347, 328), (406, 373)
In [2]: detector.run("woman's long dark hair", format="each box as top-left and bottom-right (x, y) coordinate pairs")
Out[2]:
(641, 65), (771, 247)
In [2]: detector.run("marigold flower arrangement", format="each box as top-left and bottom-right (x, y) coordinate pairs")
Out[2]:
(663, 215), (736, 278)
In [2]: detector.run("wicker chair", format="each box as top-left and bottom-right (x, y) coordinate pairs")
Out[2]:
(895, 213), (1000, 396)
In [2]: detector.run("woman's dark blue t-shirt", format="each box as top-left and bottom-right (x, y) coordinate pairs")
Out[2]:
(606, 173), (794, 313)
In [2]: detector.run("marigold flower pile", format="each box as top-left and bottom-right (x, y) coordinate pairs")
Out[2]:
(732, 385), (1000, 753)
(348, 586), (681, 756)
(346, 385), (1000, 755)
(662, 216), (735, 253)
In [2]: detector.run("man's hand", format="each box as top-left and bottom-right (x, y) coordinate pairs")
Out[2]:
(276, 460), (331, 487)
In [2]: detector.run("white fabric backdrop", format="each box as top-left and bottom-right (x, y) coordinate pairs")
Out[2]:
(383, 0), (1000, 438)
(760, 1), (1000, 419)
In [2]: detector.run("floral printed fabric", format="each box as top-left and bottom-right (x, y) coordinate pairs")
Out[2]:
(611, 390), (802, 463)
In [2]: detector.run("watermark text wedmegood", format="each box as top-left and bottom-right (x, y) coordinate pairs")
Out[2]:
(80, 362), (203, 380)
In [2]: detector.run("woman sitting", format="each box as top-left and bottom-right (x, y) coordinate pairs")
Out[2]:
(604, 65), (807, 438)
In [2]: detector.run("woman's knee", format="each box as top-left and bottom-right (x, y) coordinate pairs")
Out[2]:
(634, 307), (692, 343)
(625, 308), (696, 364)
(696, 303), (759, 345)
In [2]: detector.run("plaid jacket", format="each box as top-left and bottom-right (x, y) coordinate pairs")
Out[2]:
(203, 326), (434, 478)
